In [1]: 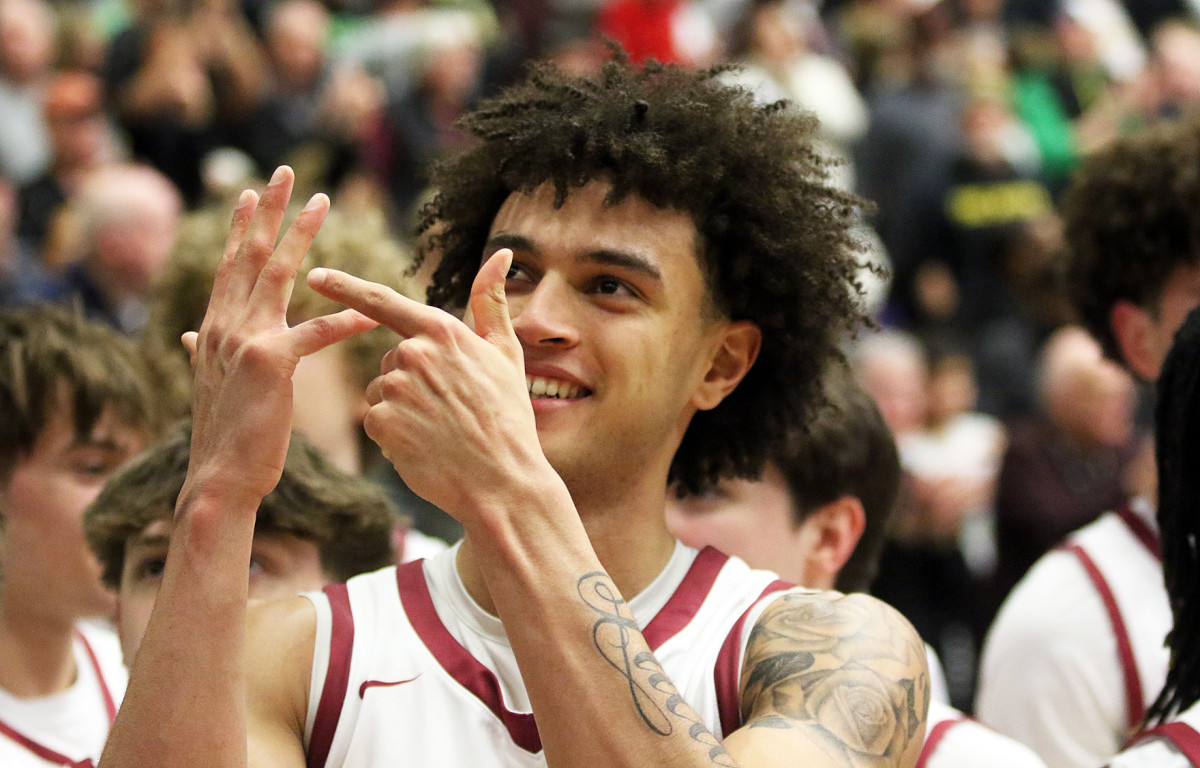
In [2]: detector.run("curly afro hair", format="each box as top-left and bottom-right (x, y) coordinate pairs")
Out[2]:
(418, 54), (873, 495)
(1064, 118), (1200, 367)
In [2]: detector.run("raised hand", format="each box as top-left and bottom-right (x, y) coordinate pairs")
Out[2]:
(309, 247), (558, 526)
(182, 167), (377, 512)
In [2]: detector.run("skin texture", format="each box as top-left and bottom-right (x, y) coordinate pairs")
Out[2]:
(101, 168), (927, 768)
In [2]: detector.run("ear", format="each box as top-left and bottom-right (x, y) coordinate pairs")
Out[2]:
(797, 496), (866, 588)
(1110, 299), (1162, 381)
(691, 321), (761, 411)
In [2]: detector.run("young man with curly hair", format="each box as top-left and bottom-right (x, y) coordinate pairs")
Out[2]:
(976, 118), (1200, 768)
(102, 58), (929, 768)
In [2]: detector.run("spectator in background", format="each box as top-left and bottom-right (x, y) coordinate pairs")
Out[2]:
(854, 329), (1000, 711)
(103, 0), (265, 206)
(722, 0), (868, 188)
(0, 174), (49, 304)
(989, 325), (1140, 616)
(370, 25), (484, 222)
(596, 0), (718, 66)
(84, 421), (399, 666)
(38, 163), (181, 335)
(236, 0), (381, 196)
(0, 0), (56, 187)
(16, 70), (114, 259)
(0, 304), (176, 767)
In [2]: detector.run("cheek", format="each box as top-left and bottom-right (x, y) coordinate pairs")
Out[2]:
(118, 590), (158, 663)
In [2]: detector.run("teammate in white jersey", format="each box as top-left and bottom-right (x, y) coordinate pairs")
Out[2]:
(82, 421), (399, 665)
(976, 118), (1200, 768)
(666, 363), (1048, 768)
(1104, 304), (1200, 766)
(0, 305), (175, 767)
(101, 58), (929, 768)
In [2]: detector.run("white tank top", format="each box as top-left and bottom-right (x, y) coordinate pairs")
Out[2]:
(302, 543), (800, 768)
(1065, 505), (1170, 736)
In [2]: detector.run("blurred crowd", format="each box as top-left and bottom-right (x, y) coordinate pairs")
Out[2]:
(0, 0), (1192, 731)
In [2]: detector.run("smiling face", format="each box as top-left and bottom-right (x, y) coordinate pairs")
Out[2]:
(117, 519), (328, 664)
(480, 180), (759, 506)
(1, 400), (144, 626)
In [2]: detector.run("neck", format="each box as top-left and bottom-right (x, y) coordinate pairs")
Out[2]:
(455, 471), (679, 618)
(0, 597), (78, 698)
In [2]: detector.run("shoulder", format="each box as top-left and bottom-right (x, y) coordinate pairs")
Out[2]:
(1107, 739), (1194, 768)
(985, 545), (1104, 645)
(737, 591), (929, 761)
(925, 702), (1049, 768)
(246, 596), (319, 737)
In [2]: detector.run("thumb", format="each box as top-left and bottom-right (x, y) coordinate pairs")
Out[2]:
(469, 248), (519, 358)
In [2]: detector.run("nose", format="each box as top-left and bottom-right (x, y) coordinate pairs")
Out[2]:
(510, 275), (580, 349)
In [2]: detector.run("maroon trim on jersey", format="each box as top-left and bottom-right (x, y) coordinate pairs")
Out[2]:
(1116, 506), (1162, 562)
(307, 583), (355, 768)
(0, 631), (116, 767)
(642, 547), (728, 649)
(395, 560), (544, 753)
(713, 580), (792, 737)
(1065, 543), (1144, 733)
(1141, 722), (1200, 764)
(914, 716), (966, 768)
(77, 633), (116, 723)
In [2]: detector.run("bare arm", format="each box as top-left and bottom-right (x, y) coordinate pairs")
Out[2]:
(99, 168), (375, 768)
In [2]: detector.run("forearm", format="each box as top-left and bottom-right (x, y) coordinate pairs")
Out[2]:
(101, 487), (258, 768)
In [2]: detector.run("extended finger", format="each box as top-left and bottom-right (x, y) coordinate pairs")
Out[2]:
(207, 189), (259, 313)
(467, 248), (520, 361)
(289, 308), (380, 360)
(308, 268), (451, 339)
(223, 166), (296, 307)
(247, 193), (329, 320)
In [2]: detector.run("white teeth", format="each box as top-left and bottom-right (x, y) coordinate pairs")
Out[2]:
(526, 376), (584, 399)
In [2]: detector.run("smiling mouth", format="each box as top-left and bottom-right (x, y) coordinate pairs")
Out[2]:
(526, 375), (591, 400)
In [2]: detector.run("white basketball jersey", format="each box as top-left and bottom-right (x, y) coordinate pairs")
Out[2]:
(303, 544), (797, 768)
(0, 622), (127, 768)
(1066, 506), (1170, 735)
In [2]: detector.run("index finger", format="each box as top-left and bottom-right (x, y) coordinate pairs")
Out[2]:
(308, 268), (453, 338)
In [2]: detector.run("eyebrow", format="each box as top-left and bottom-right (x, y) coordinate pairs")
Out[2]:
(485, 234), (663, 283)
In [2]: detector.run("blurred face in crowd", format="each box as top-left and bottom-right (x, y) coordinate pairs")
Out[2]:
(1, 397), (144, 624)
(0, 0), (54, 84)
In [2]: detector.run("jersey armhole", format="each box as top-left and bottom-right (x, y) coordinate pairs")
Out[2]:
(302, 584), (355, 768)
(713, 581), (795, 737)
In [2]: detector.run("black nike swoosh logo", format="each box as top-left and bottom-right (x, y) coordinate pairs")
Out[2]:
(358, 675), (421, 698)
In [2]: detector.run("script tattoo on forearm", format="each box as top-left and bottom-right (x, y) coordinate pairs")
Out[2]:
(578, 572), (735, 767)
(740, 592), (929, 768)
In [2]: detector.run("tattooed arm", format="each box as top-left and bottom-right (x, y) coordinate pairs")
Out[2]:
(723, 591), (930, 768)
